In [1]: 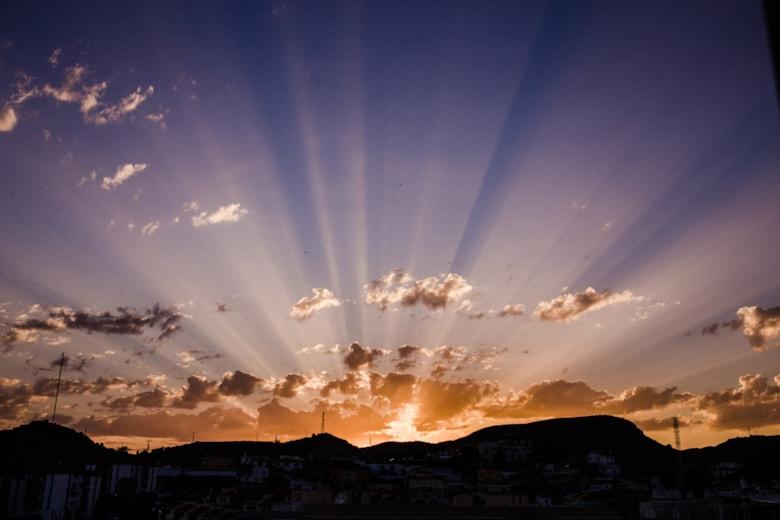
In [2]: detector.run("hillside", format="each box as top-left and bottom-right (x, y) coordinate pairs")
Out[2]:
(0, 420), (123, 473)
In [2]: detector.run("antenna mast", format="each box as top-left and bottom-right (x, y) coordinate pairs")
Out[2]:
(321, 410), (325, 434)
(672, 416), (681, 450)
(51, 352), (65, 423)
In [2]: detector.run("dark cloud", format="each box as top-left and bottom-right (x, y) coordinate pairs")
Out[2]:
(273, 373), (307, 398)
(394, 344), (420, 371)
(1, 303), (183, 345)
(104, 388), (168, 410)
(72, 406), (256, 442)
(343, 342), (385, 371)
(170, 376), (222, 409)
(218, 370), (261, 396)
(320, 372), (361, 397)
(369, 372), (416, 403)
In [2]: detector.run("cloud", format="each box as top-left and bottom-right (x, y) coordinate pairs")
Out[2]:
(394, 344), (420, 371)
(290, 288), (341, 321)
(77, 169), (98, 187)
(88, 86), (154, 126)
(369, 372), (416, 403)
(170, 376), (223, 409)
(698, 373), (780, 430)
(273, 374), (307, 398)
(602, 386), (694, 414)
(1, 303), (183, 346)
(364, 269), (473, 312)
(415, 378), (498, 431)
(533, 287), (640, 322)
(343, 342), (385, 371)
(72, 405), (256, 442)
(219, 370), (262, 396)
(736, 306), (780, 350)
(700, 306), (780, 350)
(256, 399), (390, 440)
(144, 112), (166, 128)
(48, 48), (62, 67)
(0, 105), (17, 132)
(483, 379), (692, 421)
(497, 304), (525, 318)
(101, 163), (147, 190)
(141, 221), (160, 236)
(191, 203), (249, 227)
(104, 388), (168, 410)
(320, 372), (362, 397)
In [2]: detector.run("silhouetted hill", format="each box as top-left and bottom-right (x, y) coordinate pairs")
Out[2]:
(680, 434), (780, 482)
(3, 416), (779, 480)
(0, 420), (122, 473)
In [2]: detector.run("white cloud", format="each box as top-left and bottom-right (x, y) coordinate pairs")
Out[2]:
(191, 203), (248, 227)
(290, 288), (341, 321)
(101, 163), (147, 190)
(141, 221), (161, 236)
(364, 269), (473, 312)
(533, 287), (641, 323)
(76, 169), (98, 187)
(0, 106), (17, 132)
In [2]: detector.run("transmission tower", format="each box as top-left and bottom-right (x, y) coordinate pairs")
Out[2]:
(672, 416), (681, 450)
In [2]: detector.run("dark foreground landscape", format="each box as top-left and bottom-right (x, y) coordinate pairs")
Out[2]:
(1, 416), (779, 519)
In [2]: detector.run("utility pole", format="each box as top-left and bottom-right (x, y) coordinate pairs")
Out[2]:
(51, 352), (65, 423)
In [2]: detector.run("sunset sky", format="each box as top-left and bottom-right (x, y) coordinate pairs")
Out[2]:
(1, 1), (779, 451)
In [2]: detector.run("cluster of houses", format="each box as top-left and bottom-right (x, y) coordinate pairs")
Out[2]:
(2, 435), (779, 519)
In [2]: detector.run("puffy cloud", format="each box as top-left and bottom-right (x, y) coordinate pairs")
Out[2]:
(1, 303), (183, 345)
(273, 373), (307, 398)
(343, 342), (385, 371)
(140, 221), (160, 236)
(364, 269), (472, 312)
(698, 373), (780, 430)
(0, 378), (34, 420)
(533, 287), (640, 322)
(0, 105), (17, 132)
(218, 370), (262, 396)
(104, 388), (168, 410)
(483, 380), (691, 421)
(289, 288), (340, 321)
(320, 372), (362, 397)
(394, 344), (420, 371)
(602, 386), (694, 414)
(497, 304), (525, 318)
(484, 380), (611, 419)
(298, 343), (342, 355)
(170, 376), (222, 409)
(736, 306), (780, 350)
(191, 203), (248, 227)
(101, 163), (147, 190)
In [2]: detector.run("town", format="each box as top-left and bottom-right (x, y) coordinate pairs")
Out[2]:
(2, 417), (779, 519)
